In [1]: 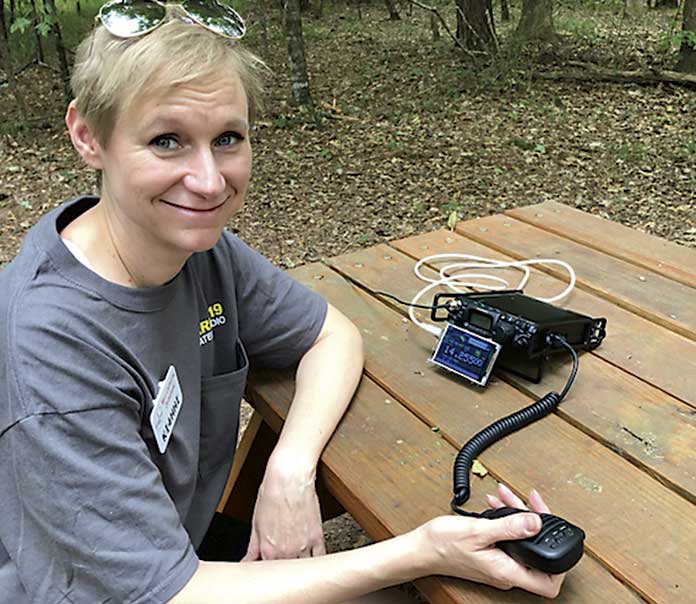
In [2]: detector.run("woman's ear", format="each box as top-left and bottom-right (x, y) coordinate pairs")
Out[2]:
(65, 100), (104, 170)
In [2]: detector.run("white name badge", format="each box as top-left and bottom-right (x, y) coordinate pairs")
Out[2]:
(150, 365), (184, 454)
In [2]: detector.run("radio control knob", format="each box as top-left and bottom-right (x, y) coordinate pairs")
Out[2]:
(513, 333), (530, 348)
(493, 322), (516, 343)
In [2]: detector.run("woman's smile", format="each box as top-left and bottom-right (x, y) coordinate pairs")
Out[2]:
(159, 197), (229, 215)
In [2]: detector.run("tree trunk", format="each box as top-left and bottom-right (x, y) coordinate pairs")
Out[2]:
(284, 0), (313, 108)
(9, 0), (15, 24)
(29, 0), (45, 63)
(677, 0), (696, 73)
(624, 0), (646, 19)
(501, 0), (510, 22)
(0, 0), (28, 122)
(384, 0), (400, 20)
(516, 0), (555, 41)
(455, 0), (496, 52)
(43, 0), (71, 104)
(0, 0), (6, 40)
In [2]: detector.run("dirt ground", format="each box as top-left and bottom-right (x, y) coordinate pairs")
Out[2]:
(0, 3), (693, 594)
(2, 6), (694, 268)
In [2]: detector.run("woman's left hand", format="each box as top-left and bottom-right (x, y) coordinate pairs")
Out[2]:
(242, 452), (326, 561)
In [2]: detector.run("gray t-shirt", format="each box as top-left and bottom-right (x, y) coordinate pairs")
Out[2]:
(0, 196), (327, 604)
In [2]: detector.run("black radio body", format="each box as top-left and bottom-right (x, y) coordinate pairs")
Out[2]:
(430, 290), (606, 383)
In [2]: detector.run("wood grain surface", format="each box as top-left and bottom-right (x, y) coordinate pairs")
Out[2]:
(240, 208), (695, 604)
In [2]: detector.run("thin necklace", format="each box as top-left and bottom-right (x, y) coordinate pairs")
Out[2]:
(105, 216), (141, 287)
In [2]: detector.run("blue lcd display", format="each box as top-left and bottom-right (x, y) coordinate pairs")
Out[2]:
(431, 323), (501, 386)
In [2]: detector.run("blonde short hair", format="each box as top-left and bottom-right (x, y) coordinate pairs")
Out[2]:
(71, 18), (266, 145)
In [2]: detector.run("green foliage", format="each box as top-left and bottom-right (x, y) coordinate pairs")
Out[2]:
(510, 137), (546, 153)
(440, 199), (465, 227)
(658, 30), (696, 52)
(610, 142), (647, 163)
(557, 0), (623, 10)
(0, 120), (29, 136)
(11, 10), (58, 39)
(682, 30), (696, 51)
(60, 170), (77, 183)
(36, 13), (57, 37)
(685, 142), (696, 155)
(557, 16), (599, 41)
(9, 16), (32, 35)
(440, 199), (461, 214)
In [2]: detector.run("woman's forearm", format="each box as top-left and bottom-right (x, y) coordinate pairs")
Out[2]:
(271, 304), (364, 473)
(171, 529), (427, 604)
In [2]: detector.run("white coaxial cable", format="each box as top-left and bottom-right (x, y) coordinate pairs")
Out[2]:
(409, 253), (576, 337)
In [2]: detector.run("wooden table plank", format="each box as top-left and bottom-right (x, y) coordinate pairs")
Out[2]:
(302, 260), (695, 604)
(506, 202), (696, 289)
(454, 215), (696, 341)
(247, 338), (645, 604)
(390, 230), (696, 409)
(329, 237), (696, 505)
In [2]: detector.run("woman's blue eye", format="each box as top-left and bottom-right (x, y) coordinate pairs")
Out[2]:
(216, 132), (243, 147)
(150, 135), (179, 150)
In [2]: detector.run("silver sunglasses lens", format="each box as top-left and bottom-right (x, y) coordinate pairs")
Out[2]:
(182, 0), (245, 38)
(100, 0), (165, 37)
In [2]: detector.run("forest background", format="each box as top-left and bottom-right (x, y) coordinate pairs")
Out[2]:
(1, 0), (695, 570)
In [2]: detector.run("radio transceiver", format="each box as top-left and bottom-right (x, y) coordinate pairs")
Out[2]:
(429, 290), (606, 385)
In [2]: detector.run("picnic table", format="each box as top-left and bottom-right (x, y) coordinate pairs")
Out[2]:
(219, 201), (696, 604)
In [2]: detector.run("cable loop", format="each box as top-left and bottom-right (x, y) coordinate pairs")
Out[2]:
(409, 253), (576, 338)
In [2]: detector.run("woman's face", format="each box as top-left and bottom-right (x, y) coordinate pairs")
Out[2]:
(96, 74), (252, 260)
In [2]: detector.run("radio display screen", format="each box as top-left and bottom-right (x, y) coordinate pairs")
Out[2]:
(469, 309), (493, 332)
(431, 323), (500, 386)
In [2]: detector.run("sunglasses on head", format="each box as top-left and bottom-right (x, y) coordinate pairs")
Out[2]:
(97, 0), (245, 40)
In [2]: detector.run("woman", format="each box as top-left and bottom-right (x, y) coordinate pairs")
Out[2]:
(0, 2), (566, 603)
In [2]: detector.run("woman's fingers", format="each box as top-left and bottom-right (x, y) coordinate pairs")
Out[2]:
(475, 511), (541, 547)
(511, 565), (565, 599)
(311, 541), (327, 557)
(241, 530), (260, 562)
(528, 488), (551, 514)
(486, 485), (552, 515)
(486, 493), (504, 508)
(496, 483), (528, 509)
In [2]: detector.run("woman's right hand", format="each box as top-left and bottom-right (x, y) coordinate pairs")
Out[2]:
(417, 485), (566, 599)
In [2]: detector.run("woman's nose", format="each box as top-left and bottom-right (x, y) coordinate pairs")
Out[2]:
(183, 149), (226, 198)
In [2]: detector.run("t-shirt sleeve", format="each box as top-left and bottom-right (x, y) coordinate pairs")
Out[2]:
(0, 324), (199, 604)
(221, 232), (328, 368)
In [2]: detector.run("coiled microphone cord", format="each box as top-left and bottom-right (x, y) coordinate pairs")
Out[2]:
(451, 335), (579, 517)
